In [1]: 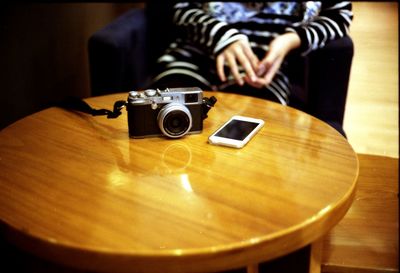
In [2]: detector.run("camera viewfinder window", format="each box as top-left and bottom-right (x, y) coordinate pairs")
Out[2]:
(185, 93), (198, 103)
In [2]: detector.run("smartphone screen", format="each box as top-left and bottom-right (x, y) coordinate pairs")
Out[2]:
(208, 116), (264, 148)
(214, 119), (260, 140)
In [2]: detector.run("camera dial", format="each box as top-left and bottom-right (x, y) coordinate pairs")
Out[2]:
(157, 103), (192, 138)
(128, 91), (139, 98)
(144, 89), (157, 97)
(128, 91), (147, 104)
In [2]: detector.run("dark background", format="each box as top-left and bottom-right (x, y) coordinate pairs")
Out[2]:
(0, 3), (143, 129)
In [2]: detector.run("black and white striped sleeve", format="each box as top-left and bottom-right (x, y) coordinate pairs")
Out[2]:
(286, 2), (353, 56)
(173, 2), (248, 56)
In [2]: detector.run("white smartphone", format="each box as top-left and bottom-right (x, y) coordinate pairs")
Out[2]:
(208, 115), (264, 148)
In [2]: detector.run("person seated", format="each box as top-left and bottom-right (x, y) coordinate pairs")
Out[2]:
(147, 2), (353, 108)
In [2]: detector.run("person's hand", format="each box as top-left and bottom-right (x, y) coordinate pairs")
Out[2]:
(244, 32), (301, 88)
(216, 39), (259, 86)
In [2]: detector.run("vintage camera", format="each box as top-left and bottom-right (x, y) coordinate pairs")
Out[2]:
(126, 87), (216, 138)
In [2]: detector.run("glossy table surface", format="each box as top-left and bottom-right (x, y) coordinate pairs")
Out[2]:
(0, 91), (359, 273)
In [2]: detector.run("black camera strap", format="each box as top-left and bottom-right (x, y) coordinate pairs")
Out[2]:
(59, 94), (217, 120)
(201, 96), (217, 120)
(59, 97), (126, 119)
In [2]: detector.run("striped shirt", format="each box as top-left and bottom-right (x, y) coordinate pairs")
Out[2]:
(152, 2), (353, 105)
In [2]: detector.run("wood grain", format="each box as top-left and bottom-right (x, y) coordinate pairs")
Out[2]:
(0, 92), (358, 273)
(344, 2), (398, 158)
(322, 154), (398, 273)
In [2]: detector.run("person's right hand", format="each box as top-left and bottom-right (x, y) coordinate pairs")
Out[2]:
(216, 39), (259, 86)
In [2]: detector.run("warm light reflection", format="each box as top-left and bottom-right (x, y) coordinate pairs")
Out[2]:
(108, 169), (128, 188)
(162, 142), (192, 173)
(174, 249), (183, 255)
(249, 237), (261, 244)
(309, 205), (333, 223)
(317, 205), (332, 216)
(180, 174), (193, 192)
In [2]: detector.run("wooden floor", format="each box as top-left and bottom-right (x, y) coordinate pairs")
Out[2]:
(322, 154), (399, 273)
(343, 2), (398, 158)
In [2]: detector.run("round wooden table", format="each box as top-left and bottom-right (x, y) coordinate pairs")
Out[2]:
(0, 91), (359, 273)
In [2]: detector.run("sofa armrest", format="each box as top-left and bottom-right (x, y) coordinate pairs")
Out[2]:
(288, 36), (354, 136)
(88, 8), (149, 96)
(308, 36), (354, 131)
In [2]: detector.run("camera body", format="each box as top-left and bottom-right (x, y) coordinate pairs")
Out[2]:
(127, 87), (204, 138)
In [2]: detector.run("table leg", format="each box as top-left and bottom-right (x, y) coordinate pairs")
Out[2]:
(309, 239), (323, 273)
(257, 241), (323, 273)
(247, 264), (259, 273)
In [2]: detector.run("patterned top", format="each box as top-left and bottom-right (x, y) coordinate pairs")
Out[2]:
(172, 2), (352, 56)
(152, 2), (353, 105)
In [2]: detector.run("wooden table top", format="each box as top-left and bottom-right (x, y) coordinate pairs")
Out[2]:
(0, 91), (359, 273)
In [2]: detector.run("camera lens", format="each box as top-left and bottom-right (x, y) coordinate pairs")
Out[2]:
(166, 112), (188, 133)
(158, 103), (192, 138)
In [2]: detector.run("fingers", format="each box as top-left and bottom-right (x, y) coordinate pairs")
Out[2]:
(216, 37), (288, 88)
(257, 41), (285, 85)
(225, 51), (244, 85)
(253, 57), (283, 87)
(216, 55), (226, 82)
(257, 58), (279, 86)
(243, 75), (264, 89)
(257, 48), (277, 76)
(256, 33), (299, 86)
(238, 53), (257, 83)
(263, 57), (282, 84)
(216, 40), (258, 86)
(240, 44), (259, 81)
(242, 45), (260, 75)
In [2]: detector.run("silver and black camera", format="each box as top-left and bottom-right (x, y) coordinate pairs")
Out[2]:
(127, 87), (216, 138)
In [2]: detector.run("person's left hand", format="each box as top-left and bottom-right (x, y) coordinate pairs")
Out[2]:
(244, 32), (301, 88)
